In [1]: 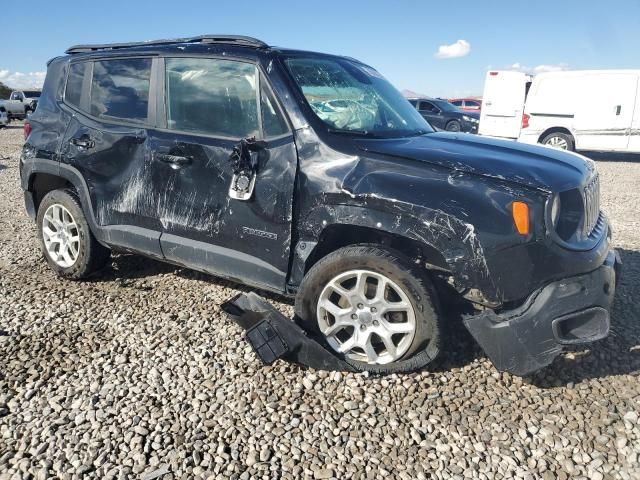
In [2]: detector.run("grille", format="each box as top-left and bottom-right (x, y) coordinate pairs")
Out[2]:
(583, 174), (600, 237)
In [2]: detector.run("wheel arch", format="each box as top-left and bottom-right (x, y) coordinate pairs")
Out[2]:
(22, 159), (97, 231)
(29, 172), (74, 214)
(304, 223), (450, 274)
(538, 126), (575, 145)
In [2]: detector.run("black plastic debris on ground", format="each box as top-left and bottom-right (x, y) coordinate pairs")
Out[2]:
(221, 292), (356, 372)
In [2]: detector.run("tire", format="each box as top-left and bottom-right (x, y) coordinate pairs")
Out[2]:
(36, 189), (110, 279)
(295, 244), (443, 374)
(541, 131), (575, 151)
(445, 120), (461, 132)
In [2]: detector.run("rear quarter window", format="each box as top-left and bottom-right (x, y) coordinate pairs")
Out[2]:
(65, 62), (86, 109)
(90, 58), (151, 122)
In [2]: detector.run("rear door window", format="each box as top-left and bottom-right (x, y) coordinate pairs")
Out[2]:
(451, 100), (463, 107)
(165, 57), (259, 139)
(90, 58), (151, 122)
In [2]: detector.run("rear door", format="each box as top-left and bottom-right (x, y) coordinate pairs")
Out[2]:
(148, 56), (297, 292)
(60, 57), (163, 257)
(573, 73), (638, 151)
(479, 71), (529, 138)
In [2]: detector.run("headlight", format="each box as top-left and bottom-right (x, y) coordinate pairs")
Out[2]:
(462, 115), (479, 123)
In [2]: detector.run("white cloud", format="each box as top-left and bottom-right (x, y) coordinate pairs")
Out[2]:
(509, 63), (569, 74)
(0, 69), (46, 89)
(434, 40), (471, 59)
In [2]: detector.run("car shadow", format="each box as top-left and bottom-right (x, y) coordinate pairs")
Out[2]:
(580, 151), (640, 162)
(526, 247), (640, 387)
(89, 252), (293, 305)
(88, 248), (638, 383)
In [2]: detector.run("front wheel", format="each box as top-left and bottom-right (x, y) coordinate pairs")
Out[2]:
(295, 245), (443, 374)
(445, 120), (461, 132)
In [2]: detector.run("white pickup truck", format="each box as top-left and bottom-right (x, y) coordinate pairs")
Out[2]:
(0, 90), (41, 122)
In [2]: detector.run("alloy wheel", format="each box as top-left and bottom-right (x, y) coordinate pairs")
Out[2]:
(316, 269), (417, 364)
(42, 204), (80, 268)
(545, 135), (569, 150)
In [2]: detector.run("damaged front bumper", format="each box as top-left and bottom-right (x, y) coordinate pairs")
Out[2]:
(464, 249), (621, 376)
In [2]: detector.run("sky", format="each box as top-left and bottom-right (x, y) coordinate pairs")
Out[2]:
(2, 0), (639, 97)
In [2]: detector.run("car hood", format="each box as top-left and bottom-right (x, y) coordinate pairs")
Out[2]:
(355, 132), (594, 192)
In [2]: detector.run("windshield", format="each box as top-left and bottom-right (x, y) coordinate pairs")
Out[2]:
(285, 57), (432, 137)
(23, 91), (41, 98)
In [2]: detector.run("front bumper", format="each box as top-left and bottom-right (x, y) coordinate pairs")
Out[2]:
(464, 249), (621, 376)
(462, 121), (479, 134)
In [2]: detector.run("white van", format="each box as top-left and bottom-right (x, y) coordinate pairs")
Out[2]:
(519, 70), (640, 152)
(478, 71), (532, 139)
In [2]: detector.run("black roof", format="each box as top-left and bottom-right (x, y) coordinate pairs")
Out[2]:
(65, 34), (268, 55)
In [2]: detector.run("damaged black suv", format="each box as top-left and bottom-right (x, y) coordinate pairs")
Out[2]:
(21, 35), (620, 376)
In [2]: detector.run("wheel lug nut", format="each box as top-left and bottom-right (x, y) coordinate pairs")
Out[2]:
(373, 320), (379, 326)
(357, 303), (364, 309)
(360, 324), (366, 330)
(351, 314), (358, 320)
(371, 307), (377, 313)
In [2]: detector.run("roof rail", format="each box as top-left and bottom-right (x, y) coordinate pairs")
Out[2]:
(65, 34), (269, 54)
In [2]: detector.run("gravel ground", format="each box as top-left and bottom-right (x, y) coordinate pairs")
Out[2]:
(0, 122), (639, 480)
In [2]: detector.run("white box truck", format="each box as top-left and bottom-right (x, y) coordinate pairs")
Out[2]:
(479, 69), (640, 153)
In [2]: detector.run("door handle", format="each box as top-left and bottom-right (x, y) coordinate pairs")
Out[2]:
(70, 137), (95, 149)
(155, 152), (192, 168)
(616, 105), (622, 115)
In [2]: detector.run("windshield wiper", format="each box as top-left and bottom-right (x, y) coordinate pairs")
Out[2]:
(327, 128), (377, 137)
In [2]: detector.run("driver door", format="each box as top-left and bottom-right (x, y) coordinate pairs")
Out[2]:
(149, 56), (297, 292)
(418, 101), (444, 130)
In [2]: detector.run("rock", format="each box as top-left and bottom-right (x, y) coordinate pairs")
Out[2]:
(259, 448), (272, 462)
(313, 468), (334, 479)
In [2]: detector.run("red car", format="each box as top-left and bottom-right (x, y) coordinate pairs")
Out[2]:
(448, 98), (482, 112)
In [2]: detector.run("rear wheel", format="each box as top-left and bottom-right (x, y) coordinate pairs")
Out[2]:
(37, 189), (110, 279)
(295, 245), (443, 373)
(541, 131), (575, 151)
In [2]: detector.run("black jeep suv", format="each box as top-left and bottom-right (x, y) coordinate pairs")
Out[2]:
(21, 35), (619, 376)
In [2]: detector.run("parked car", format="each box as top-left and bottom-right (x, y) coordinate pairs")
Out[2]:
(21, 35), (619, 376)
(479, 69), (640, 153)
(449, 97), (482, 112)
(407, 97), (479, 133)
(0, 90), (41, 121)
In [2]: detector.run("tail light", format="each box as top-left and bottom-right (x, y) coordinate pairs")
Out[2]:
(521, 113), (530, 129)
(24, 121), (31, 140)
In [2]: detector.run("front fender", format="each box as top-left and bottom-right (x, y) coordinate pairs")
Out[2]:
(291, 199), (496, 299)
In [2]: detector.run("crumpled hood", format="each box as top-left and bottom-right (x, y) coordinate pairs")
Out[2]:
(355, 132), (594, 192)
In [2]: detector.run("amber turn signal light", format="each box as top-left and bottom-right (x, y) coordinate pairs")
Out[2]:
(512, 201), (530, 235)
